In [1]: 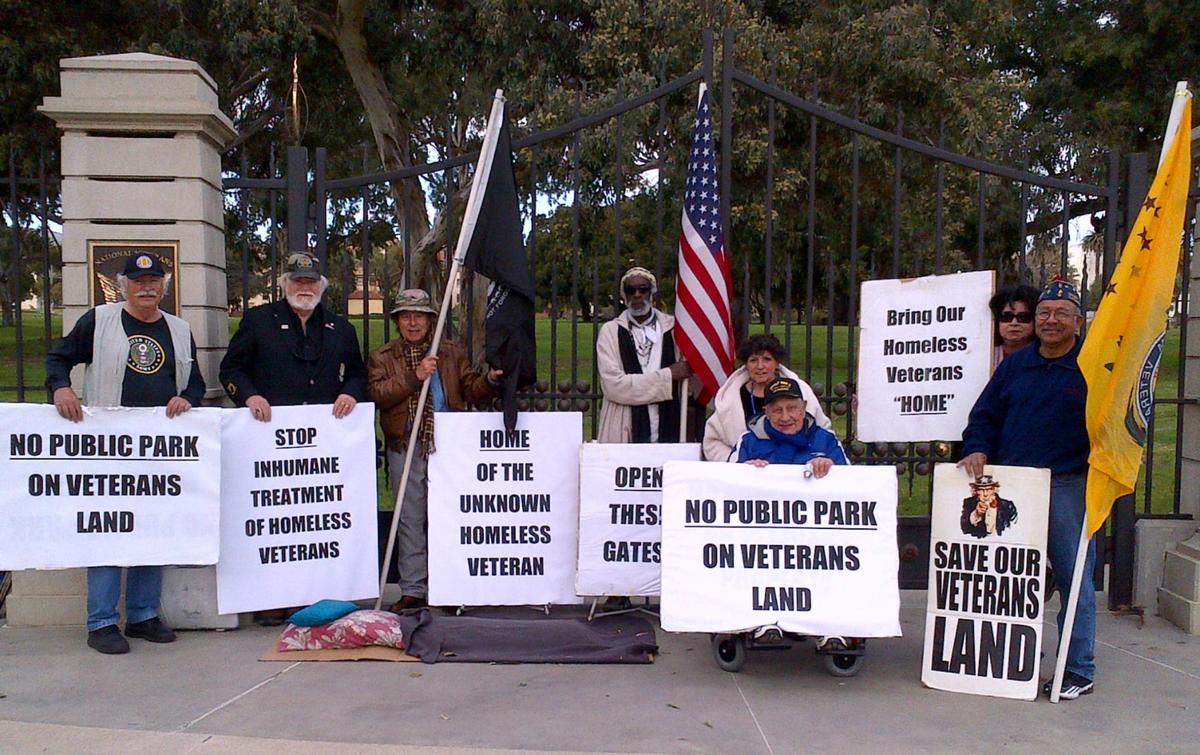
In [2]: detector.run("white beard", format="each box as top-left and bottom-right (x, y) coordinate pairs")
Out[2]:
(287, 290), (322, 312)
(626, 299), (651, 318)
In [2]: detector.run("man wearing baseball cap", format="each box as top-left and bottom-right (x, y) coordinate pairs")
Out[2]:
(732, 377), (848, 476)
(959, 275), (1095, 701)
(46, 251), (205, 654)
(219, 251), (367, 625)
(367, 289), (502, 611)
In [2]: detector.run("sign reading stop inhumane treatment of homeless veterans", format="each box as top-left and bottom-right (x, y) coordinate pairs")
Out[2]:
(576, 442), (701, 597)
(857, 270), (994, 442)
(428, 412), (583, 606)
(216, 404), (380, 614)
(660, 461), (901, 636)
(0, 404), (222, 569)
(922, 463), (1049, 700)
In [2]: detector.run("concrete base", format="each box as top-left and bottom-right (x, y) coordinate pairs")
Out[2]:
(6, 569), (88, 627)
(1134, 519), (1198, 610)
(1159, 532), (1200, 634)
(159, 566), (238, 630)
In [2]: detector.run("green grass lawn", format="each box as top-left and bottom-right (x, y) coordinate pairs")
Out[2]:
(2, 310), (1187, 516)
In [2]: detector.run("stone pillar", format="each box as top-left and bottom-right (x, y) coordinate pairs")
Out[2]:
(5, 53), (236, 628)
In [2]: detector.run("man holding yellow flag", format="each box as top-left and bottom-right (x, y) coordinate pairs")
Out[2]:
(959, 277), (1095, 700)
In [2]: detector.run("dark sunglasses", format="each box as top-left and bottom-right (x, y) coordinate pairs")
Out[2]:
(998, 311), (1034, 324)
(623, 284), (652, 295)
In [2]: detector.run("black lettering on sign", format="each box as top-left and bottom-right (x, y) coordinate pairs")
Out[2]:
(751, 586), (811, 611)
(465, 556), (545, 576)
(608, 502), (660, 525)
(479, 428), (530, 449)
(929, 616), (1038, 681)
(77, 510), (135, 533)
(138, 434), (199, 458)
(275, 427), (317, 447)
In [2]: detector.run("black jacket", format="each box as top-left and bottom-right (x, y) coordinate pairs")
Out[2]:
(219, 300), (366, 407)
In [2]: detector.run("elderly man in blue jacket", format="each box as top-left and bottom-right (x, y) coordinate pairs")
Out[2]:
(733, 377), (848, 475)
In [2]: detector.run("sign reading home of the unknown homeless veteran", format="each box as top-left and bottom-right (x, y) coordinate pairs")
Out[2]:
(216, 403), (380, 614)
(922, 463), (1049, 700)
(660, 461), (901, 636)
(0, 404), (221, 569)
(428, 412), (583, 606)
(856, 270), (993, 442)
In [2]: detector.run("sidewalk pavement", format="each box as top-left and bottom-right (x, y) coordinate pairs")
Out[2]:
(1, 590), (1197, 754)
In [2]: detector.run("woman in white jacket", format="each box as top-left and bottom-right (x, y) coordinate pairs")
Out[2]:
(702, 333), (830, 461)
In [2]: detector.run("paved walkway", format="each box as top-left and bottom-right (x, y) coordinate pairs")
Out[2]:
(2, 592), (1197, 754)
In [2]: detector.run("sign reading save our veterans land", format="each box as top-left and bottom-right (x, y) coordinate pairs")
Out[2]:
(660, 461), (901, 637)
(0, 403), (222, 569)
(216, 404), (380, 614)
(922, 463), (1049, 700)
(428, 412), (583, 606)
(856, 270), (994, 442)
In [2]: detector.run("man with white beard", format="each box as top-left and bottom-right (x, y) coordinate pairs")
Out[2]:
(220, 252), (366, 422)
(219, 252), (366, 625)
(595, 266), (693, 443)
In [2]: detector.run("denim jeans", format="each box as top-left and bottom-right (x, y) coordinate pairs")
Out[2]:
(1046, 473), (1096, 681)
(86, 566), (162, 631)
(387, 445), (429, 599)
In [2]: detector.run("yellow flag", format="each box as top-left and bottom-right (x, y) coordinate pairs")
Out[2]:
(1079, 90), (1192, 537)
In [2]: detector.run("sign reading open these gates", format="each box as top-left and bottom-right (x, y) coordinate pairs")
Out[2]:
(216, 404), (380, 614)
(660, 461), (901, 637)
(576, 442), (701, 597)
(922, 463), (1049, 700)
(428, 412), (583, 606)
(0, 404), (222, 569)
(856, 270), (994, 442)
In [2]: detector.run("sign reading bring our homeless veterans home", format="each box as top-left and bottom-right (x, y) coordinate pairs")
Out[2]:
(0, 404), (221, 569)
(922, 463), (1049, 700)
(427, 412), (583, 606)
(576, 442), (701, 598)
(216, 404), (380, 614)
(856, 270), (994, 442)
(660, 461), (901, 637)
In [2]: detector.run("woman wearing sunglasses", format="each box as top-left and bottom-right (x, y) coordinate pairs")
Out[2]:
(988, 285), (1040, 369)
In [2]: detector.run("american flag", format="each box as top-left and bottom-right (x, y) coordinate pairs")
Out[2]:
(675, 83), (734, 405)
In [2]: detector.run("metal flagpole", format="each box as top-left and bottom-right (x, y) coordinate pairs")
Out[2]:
(375, 90), (508, 609)
(678, 379), (688, 442)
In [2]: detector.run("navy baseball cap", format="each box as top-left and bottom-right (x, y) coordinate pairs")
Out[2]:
(763, 377), (805, 406)
(122, 253), (166, 279)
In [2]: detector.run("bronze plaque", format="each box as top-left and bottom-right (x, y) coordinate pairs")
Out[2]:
(88, 241), (181, 316)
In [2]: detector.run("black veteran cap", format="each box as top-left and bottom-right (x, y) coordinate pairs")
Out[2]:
(284, 252), (322, 280)
(762, 377), (805, 406)
(122, 253), (166, 279)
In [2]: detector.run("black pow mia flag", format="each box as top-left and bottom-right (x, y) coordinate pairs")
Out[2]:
(462, 108), (537, 431)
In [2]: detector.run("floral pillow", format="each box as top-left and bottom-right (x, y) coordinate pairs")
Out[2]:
(276, 609), (405, 652)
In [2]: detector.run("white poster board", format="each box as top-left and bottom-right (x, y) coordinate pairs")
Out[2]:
(857, 271), (994, 441)
(922, 463), (1050, 700)
(660, 461), (901, 636)
(576, 442), (701, 597)
(428, 412), (583, 606)
(216, 404), (380, 614)
(0, 404), (221, 569)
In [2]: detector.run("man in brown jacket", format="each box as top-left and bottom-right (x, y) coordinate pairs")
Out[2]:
(367, 289), (501, 610)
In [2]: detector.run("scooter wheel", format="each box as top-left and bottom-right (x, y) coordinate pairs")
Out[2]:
(823, 652), (863, 677)
(712, 634), (746, 672)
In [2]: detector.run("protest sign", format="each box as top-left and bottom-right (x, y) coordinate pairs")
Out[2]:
(857, 271), (994, 441)
(576, 442), (701, 597)
(428, 412), (583, 606)
(660, 461), (900, 636)
(922, 463), (1049, 700)
(0, 404), (221, 569)
(216, 404), (380, 614)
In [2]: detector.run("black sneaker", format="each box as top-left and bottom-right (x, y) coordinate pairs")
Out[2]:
(87, 625), (130, 655)
(125, 617), (176, 644)
(1043, 672), (1094, 700)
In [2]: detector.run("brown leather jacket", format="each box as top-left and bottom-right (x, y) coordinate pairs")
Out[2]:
(367, 338), (497, 450)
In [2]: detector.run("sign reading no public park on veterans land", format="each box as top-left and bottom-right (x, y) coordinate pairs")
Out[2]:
(216, 404), (380, 614)
(857, 270), (994, 442)
(428, 412), (583, 607)
(923, 463), (1049, 700)
(660, 461), (901, 637)
(0, 404), (221, 569)
(576, 442), (701, 598)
